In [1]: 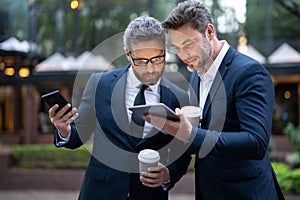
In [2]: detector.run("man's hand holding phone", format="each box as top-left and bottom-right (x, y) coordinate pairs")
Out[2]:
(41, 90), (79, 138)
(48, 103), (79, 138)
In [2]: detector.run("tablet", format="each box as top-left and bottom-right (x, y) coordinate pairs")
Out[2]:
(129, 103), (180, 121)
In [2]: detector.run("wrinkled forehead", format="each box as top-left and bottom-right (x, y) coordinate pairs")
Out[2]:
(129, 40), (165, 58)
(130, 39), (165, 52)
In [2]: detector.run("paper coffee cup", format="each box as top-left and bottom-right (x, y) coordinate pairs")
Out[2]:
(181, 106), (201, 127)
(138, 149), (160, 173)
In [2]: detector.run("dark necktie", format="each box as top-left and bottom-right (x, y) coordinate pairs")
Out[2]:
(130, 84), (148, 139)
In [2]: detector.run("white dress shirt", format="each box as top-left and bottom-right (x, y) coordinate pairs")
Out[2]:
(126, 66), (161, 138)
(197, 40), (230, 118)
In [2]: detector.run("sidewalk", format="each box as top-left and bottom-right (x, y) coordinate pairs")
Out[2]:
(0, 169), (195, 199)
(1, 169), (299, 200)
(0, 190), (194, 200)
(1, 190), (300, 200)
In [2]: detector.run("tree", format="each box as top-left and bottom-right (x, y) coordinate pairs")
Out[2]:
(34, 0), (177, 58)
(244, 0), (300, 56)
(275, 0), (300, 18)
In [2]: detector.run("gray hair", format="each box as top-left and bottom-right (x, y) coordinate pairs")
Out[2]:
(123, 16), (166, 51)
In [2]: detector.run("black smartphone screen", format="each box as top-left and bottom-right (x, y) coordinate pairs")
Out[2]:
(41, 90), (72, 115)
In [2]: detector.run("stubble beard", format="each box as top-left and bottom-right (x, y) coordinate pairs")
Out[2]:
(134, 66), (165, 86)
(195, 39), (213, 71)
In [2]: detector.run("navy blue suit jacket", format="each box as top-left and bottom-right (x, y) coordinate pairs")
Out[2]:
(184, 47), (285, 199)
(54, 65), (191, 200)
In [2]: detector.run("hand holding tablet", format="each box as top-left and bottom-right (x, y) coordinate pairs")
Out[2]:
(129, 103), (180, 121)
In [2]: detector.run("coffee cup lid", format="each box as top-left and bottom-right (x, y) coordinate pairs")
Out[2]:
(181, 106), (201, 118)
(138, 149), (160, 163)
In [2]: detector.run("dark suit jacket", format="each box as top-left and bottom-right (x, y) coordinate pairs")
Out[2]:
(54, 65), (191, 200)
(184, 47), (285, 200)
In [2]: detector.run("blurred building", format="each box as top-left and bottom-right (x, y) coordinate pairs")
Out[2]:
(0, 0), (299, 145)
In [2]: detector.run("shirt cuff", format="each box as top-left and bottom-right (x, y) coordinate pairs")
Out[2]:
(55, 130), (71, 147)
(162, 180), (170, 190)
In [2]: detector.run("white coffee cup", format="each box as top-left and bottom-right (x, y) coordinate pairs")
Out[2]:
(181, 106), (202, 127)
(138, 149), (160, 173)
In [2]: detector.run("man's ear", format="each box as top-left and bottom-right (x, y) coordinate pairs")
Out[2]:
(124, 47), (131, 62)
(124, 47), (129, 54)
(206, 23), (215, 40)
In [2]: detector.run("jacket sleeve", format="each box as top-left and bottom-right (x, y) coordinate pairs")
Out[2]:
(166, 146), (192, 190)
(54, 73), (101, 149)
(188, 61), (274, 160)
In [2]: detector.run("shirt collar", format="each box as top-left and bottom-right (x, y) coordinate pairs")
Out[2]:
(128, 65), (160, 93)
(198, 40), (230, 81)
(214, 40), (230, 69)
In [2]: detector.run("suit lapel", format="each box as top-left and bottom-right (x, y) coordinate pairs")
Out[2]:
(111, 71), (129, 129)
(202, 68), (226, 118)
(160, 78), (173, 108)
(188, 72), (200, 108)
(202, 47), (233, 124)
(110, 66), (138, 146)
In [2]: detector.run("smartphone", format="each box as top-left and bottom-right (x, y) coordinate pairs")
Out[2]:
(41, 90), (72, 115)
(129, 103), (180, 121)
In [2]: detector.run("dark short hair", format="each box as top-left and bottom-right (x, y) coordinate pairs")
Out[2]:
(162, 0), (212, 35)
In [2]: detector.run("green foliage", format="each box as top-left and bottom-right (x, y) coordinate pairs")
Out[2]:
(283, 122), (300, 165)
(284, 122), (300, 147)
(188, 154), (195, 171)
(289, 152), (300, 166)
(11, 144), (90, 169)
(33, 0), (176, 57)
(9, 144), (300, 194)
(272, 162), (300, 194)
(245, 0), (300, 56)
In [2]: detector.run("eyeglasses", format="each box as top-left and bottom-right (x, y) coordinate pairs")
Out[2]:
(129, 51), (165, 67)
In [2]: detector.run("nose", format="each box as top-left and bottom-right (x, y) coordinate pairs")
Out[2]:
(178, 49), (190, 60)
(145, 62), (154, 73)
(177, 51), (190, 60)
(176, 47), (189, 59)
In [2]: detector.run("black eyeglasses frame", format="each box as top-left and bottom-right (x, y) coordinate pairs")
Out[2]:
(129, 51), (165, 67)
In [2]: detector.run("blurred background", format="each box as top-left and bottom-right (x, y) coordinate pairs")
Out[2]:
(0, 0), (300, 197)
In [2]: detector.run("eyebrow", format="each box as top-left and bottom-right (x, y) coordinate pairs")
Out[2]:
(171, 37), (195, 48)
(130, 51), (164, 59)
(182, 38), (194, 45)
